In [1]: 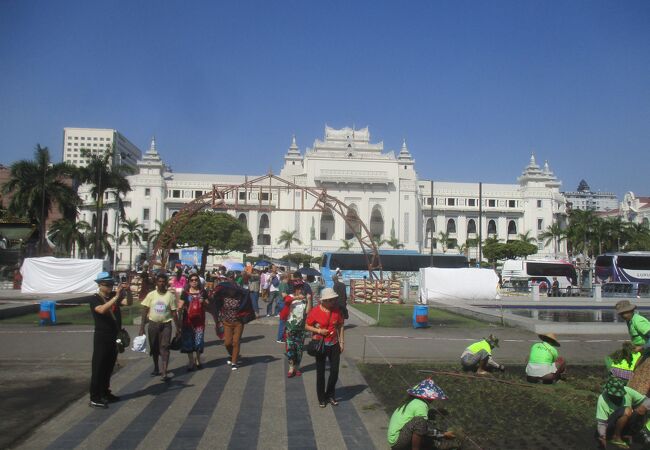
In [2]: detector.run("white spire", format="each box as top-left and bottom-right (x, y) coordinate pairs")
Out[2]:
(148, 136), (158, 154)
(543, 160), (551, 174)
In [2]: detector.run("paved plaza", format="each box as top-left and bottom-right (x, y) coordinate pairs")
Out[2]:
(0, 298), (631, 450)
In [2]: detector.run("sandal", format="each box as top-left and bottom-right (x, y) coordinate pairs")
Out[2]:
(610, 439), (630, 449)
(295, 370), (302, 377)
(287, 371), (296, 378)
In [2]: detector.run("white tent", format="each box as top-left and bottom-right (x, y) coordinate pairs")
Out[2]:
(419, 267), (499, 302)
(21, 257), (104, 294)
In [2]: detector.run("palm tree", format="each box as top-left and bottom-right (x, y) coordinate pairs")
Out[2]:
(277, 229), (302, 253)
(384, 236), (404, 249)
(119, 218), (144, 270)
(566, 209), (597, 257)
(437, 231), (451, 253)
(2, 145), (79, 254)
(77, 147), (134, 258)
(48, 218), (90, 257)
(85, 230), (114, 260)
(517, 230), (537, 244)
(539, 223), (567, 257)
(339, 239), (354, 250)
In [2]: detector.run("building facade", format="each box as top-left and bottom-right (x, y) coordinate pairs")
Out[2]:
(77, 126), (568, 269)
(562, 179), (618, 212)
(598, 192), (650, 228)
(63, 127), (142, 170)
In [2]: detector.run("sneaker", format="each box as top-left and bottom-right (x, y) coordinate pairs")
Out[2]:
(276, 340), (285, 344)
(231, 364), (238, 371)
(609, 439), (629, 449)
(89, 400), (108, 409)
(103, 393), (120, 403)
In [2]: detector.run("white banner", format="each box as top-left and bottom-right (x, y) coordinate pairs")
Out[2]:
(21, 257), (104, 294)
(419, 267), (499, 302)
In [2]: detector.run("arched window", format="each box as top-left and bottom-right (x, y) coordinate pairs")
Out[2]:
(369, 205), (384, 240)
(345, 205), (361, 240)
(467, 219), (477, 235)
(257, 214), (270, 245)
(487, 219), (497, 235)
(320, 209), (335, 240)
(507, 220), (517, 235)
(238, 213), (247, 227)
(425, 218), (436, 248)
(447, 218), (456, 234)
(103, 212), (109, 232)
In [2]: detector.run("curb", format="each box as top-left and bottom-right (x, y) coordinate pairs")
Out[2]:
(348, 304), (377, 326)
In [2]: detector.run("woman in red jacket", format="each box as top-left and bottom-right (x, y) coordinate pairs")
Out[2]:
(304, 287), (345, 408)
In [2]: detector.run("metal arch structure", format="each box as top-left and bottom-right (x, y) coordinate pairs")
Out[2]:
(148, 173), (383, 279)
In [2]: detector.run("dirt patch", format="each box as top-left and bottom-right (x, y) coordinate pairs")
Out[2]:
(359, 363), (644, 450)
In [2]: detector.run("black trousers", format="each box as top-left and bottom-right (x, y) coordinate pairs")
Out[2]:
(315, 343), (341, 403)
(90, 331), (117, 402)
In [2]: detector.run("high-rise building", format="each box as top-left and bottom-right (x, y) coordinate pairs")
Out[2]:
(62, 128), (142, 170)
(562, 179), (618, 212)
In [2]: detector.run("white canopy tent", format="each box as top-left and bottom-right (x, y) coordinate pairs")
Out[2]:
(419, 267), (499, 302)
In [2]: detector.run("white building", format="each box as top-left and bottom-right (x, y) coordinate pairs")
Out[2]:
(598, 192), (650, 228)
(63, 127), (142, 170)
(77, 126), (567, 269)
(562, 179), (618, 212)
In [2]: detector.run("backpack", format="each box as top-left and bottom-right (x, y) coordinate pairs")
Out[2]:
(188, 296), (203, 320)
(271, 275), (280, 288)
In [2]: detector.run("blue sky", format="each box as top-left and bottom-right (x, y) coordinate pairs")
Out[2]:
(1, 1), (648, 198)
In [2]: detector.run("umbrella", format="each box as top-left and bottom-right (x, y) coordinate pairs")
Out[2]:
(254, 260), (271, 267)
(223, 261), (245, 272)
(297, 267), (321, 277)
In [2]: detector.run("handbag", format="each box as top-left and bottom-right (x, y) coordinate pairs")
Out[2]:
(306, 337), (325, 357)
(170, 335), (182, 351)
(116, 328), (131, 353)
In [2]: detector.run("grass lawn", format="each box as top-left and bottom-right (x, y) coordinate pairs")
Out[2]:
(350, 303), (486, 328)
(1, 303), (144, 326)
(359, 363), (631, 450)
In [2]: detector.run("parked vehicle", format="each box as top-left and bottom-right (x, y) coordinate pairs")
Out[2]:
(602, 282), (650, 298)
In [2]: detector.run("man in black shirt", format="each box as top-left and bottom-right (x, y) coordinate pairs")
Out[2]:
(89, 271), (132, 408)
(332, 275), (349, 319)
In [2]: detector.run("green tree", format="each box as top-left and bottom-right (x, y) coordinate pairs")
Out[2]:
(2, 145), (79, 254)
(281, 252), (313, 267)
(566, 209), (598, 257)
(48, 218), (90, 257)
(623, 223), (650, 251)
(384, 236), (404, 249)
(538, 223), (567, 257)
(76, 147), (134, 258)
(339, 239), (354, 250)
(437, 231), (451, 253)
(176, 211), (253, 273)
(119, 218), (145, 270)
(517, 230), (537, 244)
(505, 240), (538, 259)
(85, 230), (114, 260)
(277, 229), (302, 253)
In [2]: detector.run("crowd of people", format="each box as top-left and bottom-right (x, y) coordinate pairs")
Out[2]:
(87, 262), (346, 411)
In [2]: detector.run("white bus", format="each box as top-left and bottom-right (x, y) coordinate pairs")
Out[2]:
(501, 259), (578, 294)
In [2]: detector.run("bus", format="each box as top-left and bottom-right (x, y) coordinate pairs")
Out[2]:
(320, 251), (468, 287)
(501, 259), (577, 293)
(595, 252), (650, 284)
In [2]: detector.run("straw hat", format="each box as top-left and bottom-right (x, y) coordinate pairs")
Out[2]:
(539, 332), (560, 347)
(615, 300), (636, 315)
(320, 288), (338, 301)
(407, 378), (448, 401)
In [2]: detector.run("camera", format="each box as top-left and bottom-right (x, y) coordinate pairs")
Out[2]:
(119, 273), (127, 283)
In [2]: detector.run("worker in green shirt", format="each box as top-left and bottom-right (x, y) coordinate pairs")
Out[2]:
(607, 342), (641, 383)
(596, 377), (650, 449)
(460, 334), (504, 375)
(525, 332), (566, 384)
(387, 378), (459, 449)
(616, 300), (650, 351)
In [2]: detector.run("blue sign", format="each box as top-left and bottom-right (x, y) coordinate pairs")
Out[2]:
(180, 249), (202, 267)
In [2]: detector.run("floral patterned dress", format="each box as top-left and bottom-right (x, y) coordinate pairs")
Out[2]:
(285, 296), (307, 366)
(180, 290), (207, 353)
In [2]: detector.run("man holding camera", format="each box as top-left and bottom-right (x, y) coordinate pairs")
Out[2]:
(89, 271), (133, 408)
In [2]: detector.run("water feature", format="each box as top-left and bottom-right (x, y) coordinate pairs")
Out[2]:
(478, 305), (650, 323)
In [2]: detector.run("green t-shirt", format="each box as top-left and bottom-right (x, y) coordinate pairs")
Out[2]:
(596, 386), (646, 421)
(387, 398), (429, 446)
(467, 340), (491, 355)
(278, 282), (289, 296)
(628, 313), (650, 346)
(528, 342), (558, 365)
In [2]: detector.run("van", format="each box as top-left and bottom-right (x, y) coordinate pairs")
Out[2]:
(602, 282), (650, 298)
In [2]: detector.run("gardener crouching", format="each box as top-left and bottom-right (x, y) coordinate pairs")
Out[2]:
(596, 377), (650, 449)
(387, 378), (460, 450)
(460, 334), (504, 375)
(525, 332), (566, 384)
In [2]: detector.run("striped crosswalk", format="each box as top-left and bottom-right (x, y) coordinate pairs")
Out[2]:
(18, 329), (388, 450)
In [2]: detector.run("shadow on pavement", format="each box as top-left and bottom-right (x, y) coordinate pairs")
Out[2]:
(336, 383), (367, 401)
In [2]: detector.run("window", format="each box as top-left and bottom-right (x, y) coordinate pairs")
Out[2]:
(467, 219), (477, 235)
(81, 137), (85, 140)
(94, 137), (98, 141)
(538, 241), (544, 250)
(468, 199), (476, 207)
(239, 192), (247, 200)
(447, 198), (455, 206)
(487, 220), (497, 235)
(508, 200), (516, 208)
(74, 136), (78, 140)
(172, 190), (181, 198)
(143, 208), (150, 221)
(488, 199), (496, 207)
(195, 190), (203, 198)
(261, 192), (270, 201)
(537, 219), (544, 231)
(426, 197), (433, 206)
(447, 218), (456, 234)
(145, 188), (150, 197)
(508, 220), (517, 235)
(537, 200), (542, 208)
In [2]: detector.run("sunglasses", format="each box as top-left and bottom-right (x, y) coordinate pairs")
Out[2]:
(190, 278), (199, 282)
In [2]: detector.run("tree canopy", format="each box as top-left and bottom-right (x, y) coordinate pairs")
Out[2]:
(176, 211), (252, 272)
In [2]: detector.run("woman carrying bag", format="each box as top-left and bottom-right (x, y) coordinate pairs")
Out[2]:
(305, 287), (345, 408)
